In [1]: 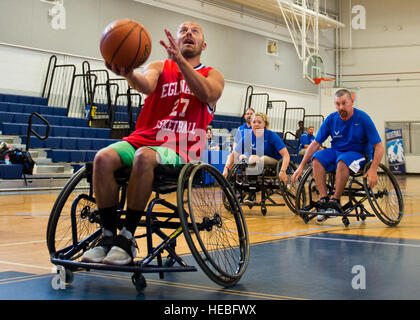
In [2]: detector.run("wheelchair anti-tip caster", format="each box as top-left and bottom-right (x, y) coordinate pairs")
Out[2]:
(132, 273), (147, 293)
(164, 255), (176, 267)
(261, 205), (267, 216)
(51, 266), (74, 290)
(342, 216), (350, 227)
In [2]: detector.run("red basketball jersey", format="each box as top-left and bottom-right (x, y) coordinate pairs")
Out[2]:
(123, 59), (215, 162)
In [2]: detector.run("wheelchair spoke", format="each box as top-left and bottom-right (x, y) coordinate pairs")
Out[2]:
(178, 163), (249, 286)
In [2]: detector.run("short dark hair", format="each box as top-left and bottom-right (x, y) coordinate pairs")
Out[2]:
(335, 89), (353, 100)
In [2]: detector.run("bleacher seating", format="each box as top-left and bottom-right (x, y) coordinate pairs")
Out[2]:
(0, 93), (120, 179)
(93, 103), (140, 125)
(0, 164), (22, 179)
(209, 114), (242, 132)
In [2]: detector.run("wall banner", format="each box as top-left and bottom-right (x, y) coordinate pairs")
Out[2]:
(385, 128), (406, 174)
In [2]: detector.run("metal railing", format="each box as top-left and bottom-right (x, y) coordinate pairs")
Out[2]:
(41, 56), (142, 132)
(241, 86), (325, 140)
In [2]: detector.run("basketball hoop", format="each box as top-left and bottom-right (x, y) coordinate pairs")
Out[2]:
(314, 77), (335, 85)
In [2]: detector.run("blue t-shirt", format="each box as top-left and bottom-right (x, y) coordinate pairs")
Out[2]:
(298, 132), (315, 152)
(315, 108), (381, 156)
(234, 123), (252, 143)
(234, 129), (286, 160)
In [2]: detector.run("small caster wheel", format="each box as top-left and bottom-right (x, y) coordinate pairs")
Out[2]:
(65, 269), (74, 285)
(51, 266), (73, 290)
(164, 256), (176, 267)
(132, 273), (147, 292)
(301, 214), (309, 224)
(342, 216), (350, 227)
(261, 205), (267, 216)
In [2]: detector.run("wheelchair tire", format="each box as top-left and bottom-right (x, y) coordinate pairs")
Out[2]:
(276, 160), (298, 214)
(363, 162), (404, 227)
(177, 163), (249, 287)
(46, 165), (102, 259)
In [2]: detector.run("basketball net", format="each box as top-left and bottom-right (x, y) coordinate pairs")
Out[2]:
(314, 77), (335, 85)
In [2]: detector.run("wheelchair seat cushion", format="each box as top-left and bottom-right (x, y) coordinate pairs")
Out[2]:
(84, 163), (183, 194)
(114, 164), (182, 194)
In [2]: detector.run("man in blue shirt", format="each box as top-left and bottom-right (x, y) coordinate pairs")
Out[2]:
(223, 107), (254, 178)
(298, 126), (315, 155)
(292, 89), (384, 221)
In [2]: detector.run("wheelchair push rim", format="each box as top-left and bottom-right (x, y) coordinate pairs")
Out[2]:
(177, 162), (250, 287)
(46, 165), (102, 260)
(363, 162), (404, 227)
(276, 160), (299, 214)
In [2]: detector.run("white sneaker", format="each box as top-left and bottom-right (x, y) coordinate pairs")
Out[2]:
(81, 234), (114, 263)
(103, 229), (137, 265)
(317, 212), (328, 222)
(316, 198), (329, 222)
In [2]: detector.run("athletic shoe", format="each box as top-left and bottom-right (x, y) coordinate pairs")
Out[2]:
(103, 228), (138, 265)
(244, 192), (256, 205)
(325, 198), (342, 215)
(81, 234), (115, 263)
(316, 197), (329, 222)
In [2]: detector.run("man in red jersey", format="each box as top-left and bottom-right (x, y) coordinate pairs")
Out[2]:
(82, 22), (225, 265)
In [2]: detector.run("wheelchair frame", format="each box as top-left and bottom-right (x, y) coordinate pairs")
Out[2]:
(295, 161), (404, 227)
(225, 159), (298, 215)
(47, 162), (250, 292)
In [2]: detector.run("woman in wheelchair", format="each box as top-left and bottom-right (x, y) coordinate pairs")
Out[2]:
(223, 112), (290, 205)
(292, 89), (386, 223)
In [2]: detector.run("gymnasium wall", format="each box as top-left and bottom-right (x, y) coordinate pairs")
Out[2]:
(321, 0), (420, 173)
(0, 0), (337, 118)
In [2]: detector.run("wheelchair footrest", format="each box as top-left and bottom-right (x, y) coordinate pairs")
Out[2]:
(299, 210), (375, 218)
(51, 258), (197, 274)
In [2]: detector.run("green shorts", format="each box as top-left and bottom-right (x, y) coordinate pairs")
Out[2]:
(108, 141), (185, 167)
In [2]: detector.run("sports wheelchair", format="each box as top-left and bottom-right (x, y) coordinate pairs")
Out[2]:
(224, 159), (298, 215)
(46, 162), (250, 292)
(295, 161), (404, 227)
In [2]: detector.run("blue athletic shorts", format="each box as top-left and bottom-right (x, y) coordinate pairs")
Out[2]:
(312, 148), (368, 173)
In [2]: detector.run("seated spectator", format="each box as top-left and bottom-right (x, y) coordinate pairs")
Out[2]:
(295, 121), (305, 140)
(298, 126), (315, 155)
(206, 126), (220, 151)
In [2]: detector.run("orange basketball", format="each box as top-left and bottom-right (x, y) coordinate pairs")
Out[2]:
(100, 19), (151, 70)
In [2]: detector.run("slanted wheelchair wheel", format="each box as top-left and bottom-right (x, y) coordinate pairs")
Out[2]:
(363, 162), (404, 227)
(224, 163), (248, 209)
(46, 165), (102, 259)
(276, 160), (298, 214)
(177, 163), (249, 287)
